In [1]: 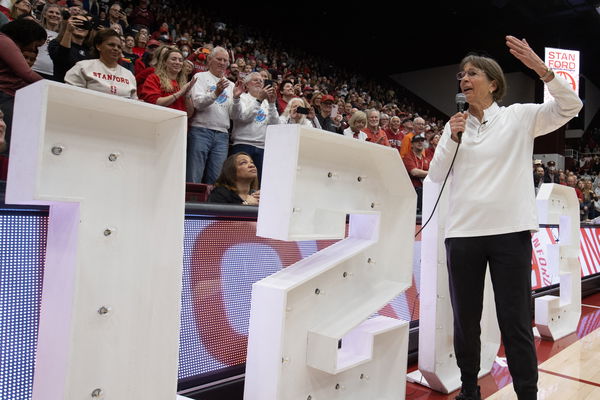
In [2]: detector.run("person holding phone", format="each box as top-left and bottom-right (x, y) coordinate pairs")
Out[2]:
(48, 14), (92, 82)
(279, 97), (312, 126)
(101, 2), (128, 32)
(230, 72), (279, 181)
(315, 94), (342, 134)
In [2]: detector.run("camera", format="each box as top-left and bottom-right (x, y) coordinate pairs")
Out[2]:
(78, 19), (93, 31)
(296, 106), (309, 115)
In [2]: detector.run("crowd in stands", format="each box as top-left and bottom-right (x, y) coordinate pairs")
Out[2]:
(533, 158), (600, 223)
(0, 0), (592, 216)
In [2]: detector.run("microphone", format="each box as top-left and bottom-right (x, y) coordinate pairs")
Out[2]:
(455, 93), (467, 141)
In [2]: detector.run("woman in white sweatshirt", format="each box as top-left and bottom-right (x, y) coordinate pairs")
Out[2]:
(65, 29), (137, 99)
(428, 36), (582, 400)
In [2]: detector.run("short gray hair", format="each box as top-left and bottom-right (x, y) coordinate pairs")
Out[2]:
(243, 72), (262, 84)
(366, 109), (380, 118)
(209, 46), (228, 60)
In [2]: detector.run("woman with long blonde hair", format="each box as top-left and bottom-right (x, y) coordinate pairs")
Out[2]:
(139, 47), (195, 116)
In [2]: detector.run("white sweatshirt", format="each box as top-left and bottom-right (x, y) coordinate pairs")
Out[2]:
(64, 59), (137, 99)
(190, 71), (233, 133)
(231, 93), (280, 148)
(342, 127), (368, 141)
(429, 76), (582, 238)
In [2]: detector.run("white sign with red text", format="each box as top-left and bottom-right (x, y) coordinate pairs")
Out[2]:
(544, 47), (580, 103)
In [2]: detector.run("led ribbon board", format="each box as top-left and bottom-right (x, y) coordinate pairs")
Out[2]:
(6, 81), (189, 400)
(407, 177), (500, 393)
(535, 183), (581, 340)
(244, 125), (416, 400)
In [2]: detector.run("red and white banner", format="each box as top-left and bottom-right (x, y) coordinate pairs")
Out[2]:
(544, 47), (580, 102)
(531, 227), (600, 290)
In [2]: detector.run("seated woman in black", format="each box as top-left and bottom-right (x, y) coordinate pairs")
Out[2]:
(208, 152), (260, 205)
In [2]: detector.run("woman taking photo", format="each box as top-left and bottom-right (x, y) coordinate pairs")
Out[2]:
(279, 97), (312, 126)
(140, 48), (195, 116)
(48, 14), (93, 82)
(429, 36), (582, 400)
(65, 29), (137, 99)
(342, 110), (368, 141)
(208, 152), (260, 205)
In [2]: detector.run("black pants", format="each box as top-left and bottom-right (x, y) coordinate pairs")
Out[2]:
(445, 231), (538, 400)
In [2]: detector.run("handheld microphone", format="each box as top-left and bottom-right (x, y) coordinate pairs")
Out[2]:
(455, 93), (467, 140)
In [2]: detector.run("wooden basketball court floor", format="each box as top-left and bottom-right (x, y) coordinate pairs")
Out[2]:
(405, 291), (600, 400)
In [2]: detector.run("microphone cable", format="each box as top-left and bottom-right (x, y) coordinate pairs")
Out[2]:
(414, 141), (461, 238)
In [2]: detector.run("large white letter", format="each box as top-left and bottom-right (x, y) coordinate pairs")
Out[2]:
(244, 125), (416, 399)
(6, 81), (188, 399)
(535, 183), (581, 340)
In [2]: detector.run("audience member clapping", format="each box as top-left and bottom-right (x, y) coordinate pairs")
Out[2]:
(65, 29), (137, 99)
(139, 47), (195, 115)
(187, 46), (233, 184)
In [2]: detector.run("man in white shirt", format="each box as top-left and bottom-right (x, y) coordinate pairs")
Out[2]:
(187, 46), (233, 184)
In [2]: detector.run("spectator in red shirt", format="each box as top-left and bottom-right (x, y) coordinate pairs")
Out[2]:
(567, 174), (584, 202)
(129, 0), (155, 30)
(363, 109), (390, 146)
(139, 48), (195, 116)
(379, 112), (390, 131)
(276, 79), (294, 114)
(403, 134), (429, 213)
(132, 29), (149, 57)
(425, 133), (440, 160)
(385, 115), (404, 153)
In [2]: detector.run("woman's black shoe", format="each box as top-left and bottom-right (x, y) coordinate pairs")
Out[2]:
(455, 386), (482, 400)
